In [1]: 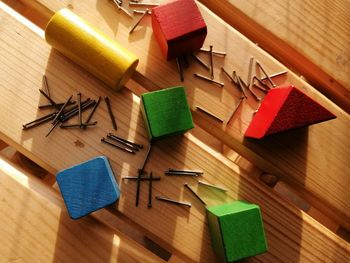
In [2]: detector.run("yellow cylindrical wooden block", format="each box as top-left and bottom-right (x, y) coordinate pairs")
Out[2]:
(45, 8), (139, 90)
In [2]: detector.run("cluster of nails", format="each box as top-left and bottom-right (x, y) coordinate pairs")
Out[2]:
(111, 0), (157, 34)
(126, 142), (228, 208)
(22, 75), (100, 137)
(192, 53), (288, 124)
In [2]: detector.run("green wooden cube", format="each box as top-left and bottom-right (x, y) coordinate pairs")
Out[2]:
(141, 86), (194, 140)
(206, 201), (268, 262)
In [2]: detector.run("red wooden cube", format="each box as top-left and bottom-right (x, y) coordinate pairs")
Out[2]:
(245, 85), (336, 139)
(151, 0), (207, 60)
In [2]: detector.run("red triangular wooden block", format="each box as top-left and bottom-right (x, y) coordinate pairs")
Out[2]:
(245, 85), (336, 139)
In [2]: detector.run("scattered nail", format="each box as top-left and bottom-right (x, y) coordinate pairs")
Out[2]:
(155, 196), (191, 208)
(196, 106), (224, 123)
(104, 96), (117, 130)
(194, 73), (224, 87)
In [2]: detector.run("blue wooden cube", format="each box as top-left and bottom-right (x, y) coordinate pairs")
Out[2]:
(56, 156), (120, 220)
(206, 201), (268, 262)
(141, 86), (194, 140)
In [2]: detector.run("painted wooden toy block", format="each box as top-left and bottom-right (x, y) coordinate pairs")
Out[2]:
(141, 86), (194, 140)
(56, 156), (120, 220)
(206, 201), (268, 262)
(245, 85), (336, 139)
(151, 0), (207, 60)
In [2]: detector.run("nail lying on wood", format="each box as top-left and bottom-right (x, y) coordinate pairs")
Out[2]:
(260, 70), (288, 81)
(122, 176), (161, 181)
(256, 61), (276, 87)
(233, 71), (248, 98)
(112, 0), (133, 18)
(226, 97), (245, 125)
(107, 134), (141, 151)
(60, 121), (98, 128)
(176, 57), (184, 82)
(129, 9), (149, 34)
(45, 121), (60, 137)
(247, 56), (254, 88)
(155, 196), (191, 208)
(136, 143), (152, 207)
(194, 73), (224, 87)
(52, 95), (73, 124)
(104, 96), (118, 130)
(198, 180), (228, 192)
(221, 67), (238, 86)
(169, 169), (203, 175)
(184, 183), (206, 205)
(252, 76), (270, 91)
(39, 89), (58, 108)
(85, 96), (101, 125)
(148, 172), (153, 208)
(209, 45), (214, 79)
(39, 101), (75, 110)
(200, 48), (226, 56)
(42, 74), (51, 98)
(191, 53), (210, 70)
(23, 112), (57, 130)
(133, 9), (152, 15)
(101, 137), (135, 154)
(108, 133), (143, 149)
(129, 2), (160, 7)
(196, 106), (224, 123)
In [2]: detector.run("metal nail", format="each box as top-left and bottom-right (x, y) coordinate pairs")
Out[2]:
(112, 0), (133, 18)
(198, 181), (228, 192)
(42, 75), (50, 98)
(60, 121), (98, 128)
(168, 169), (203, 175)
(136, 169), (143, 207)
(108, 133), (143, 149)
(247, 56), (254, 88)
(155, 196), (191, 208)
(260, 70), (288, 81)
(200, 48), (226, 56)
(77, 93), (83, 127)
(39, 89), (58, 108)
(193, 73), (224, 87)
(85, 96), (101, 125)
(107, 134), (140, 151)
(129, 2), (160, 7)
(104, 96), (117, 130)
(165, 171), (201, 176)
(129, 9), (149, 34)
(252, 76), (270, 91)
(184, 183), (206, 205)
(61, 100), (95, 123)
(233, 71), (248, 98)
(45, 121), (60, 137)
(256, 61), (276, 87)
(240, 76), (261, 101)
(196, 106), (224, 123)
(133, 9), (152, 15)
(148, 172), (153, 208)
(122, 176), (161, 181)
(226, 97), (244, 125)
(23, 112), (57, 130)
(221, 67), (238, 86)
(176, 57), (184, 82)
(52, 95), (73, 124)
(101, 137), (135, 154)
(191, 53), (210, 70)
(209, 45), (214, 79)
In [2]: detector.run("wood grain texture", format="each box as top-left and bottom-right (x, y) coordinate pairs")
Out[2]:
(0, 8), (349, 262)
(0, 155), (165, 263)
(199, 0), (350, 113)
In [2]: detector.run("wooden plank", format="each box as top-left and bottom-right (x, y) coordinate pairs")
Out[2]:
(0, 156), (165, 263)
(0, 8), (350, 262)
(199, 0), (350, 113)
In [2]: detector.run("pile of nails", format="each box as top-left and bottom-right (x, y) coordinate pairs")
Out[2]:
(101, 132), (143, 154)
(22, 75), (100, 137)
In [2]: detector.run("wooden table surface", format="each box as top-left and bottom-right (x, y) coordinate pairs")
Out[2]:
(0, 0), (349, 262)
